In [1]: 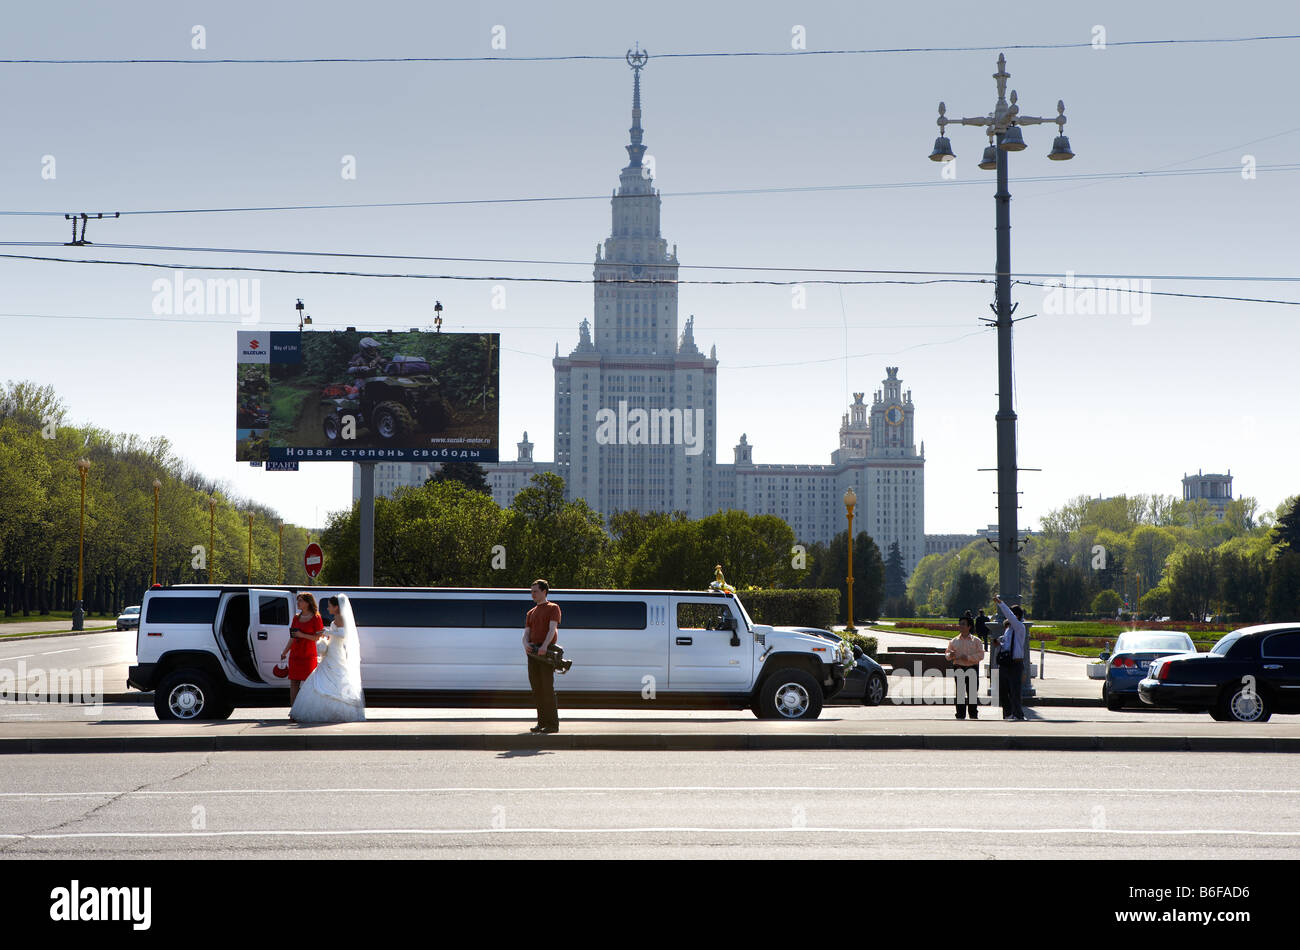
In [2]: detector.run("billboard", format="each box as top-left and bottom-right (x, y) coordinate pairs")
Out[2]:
(236, 330), (499, 462)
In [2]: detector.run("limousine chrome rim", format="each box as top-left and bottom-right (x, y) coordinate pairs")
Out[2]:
(775, 681), (810, 718)
(168, 683), (205, 719)
(1229, 688), (1265, 722)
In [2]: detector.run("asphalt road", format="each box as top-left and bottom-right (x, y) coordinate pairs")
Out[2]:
(1, 748), (1296, 859)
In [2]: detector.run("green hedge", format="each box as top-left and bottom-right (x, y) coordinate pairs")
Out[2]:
(838, 629), (879, 660)
(740, 588), (839, 629)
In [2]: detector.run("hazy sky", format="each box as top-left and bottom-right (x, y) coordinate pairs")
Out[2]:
(2, 1), (1297, 537)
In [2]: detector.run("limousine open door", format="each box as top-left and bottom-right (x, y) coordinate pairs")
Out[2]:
(248, 589), (296, 683)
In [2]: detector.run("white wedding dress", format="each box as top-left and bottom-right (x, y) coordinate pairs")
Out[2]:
(291, 593), (366, 722)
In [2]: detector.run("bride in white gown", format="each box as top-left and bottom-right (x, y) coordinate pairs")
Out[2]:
(290, 593), (365, 722)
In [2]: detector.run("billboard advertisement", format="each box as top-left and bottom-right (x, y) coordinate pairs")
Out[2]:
(236, 330), (499, 462)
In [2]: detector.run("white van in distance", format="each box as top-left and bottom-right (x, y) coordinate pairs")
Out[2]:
(128, 585), (852, 721)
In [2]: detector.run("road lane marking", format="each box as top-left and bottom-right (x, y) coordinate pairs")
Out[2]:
(0, 655), (34, 661)
(1, 826), (1299, 840)
(37, 649), (77, 656)
(0, 785), (1297, 798)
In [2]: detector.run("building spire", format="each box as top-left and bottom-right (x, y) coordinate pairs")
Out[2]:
(625, 45), (648, 168)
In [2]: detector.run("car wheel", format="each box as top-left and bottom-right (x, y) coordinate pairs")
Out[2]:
(863, 672), (888, 706)
(757, 669), (823, 720)
(1217, 685), (1271, 723)
(1104, 684), (1125, 711)
(154, 668), (224, 721)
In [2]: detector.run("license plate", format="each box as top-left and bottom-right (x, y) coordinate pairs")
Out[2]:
(1139, 661), (1150, 671)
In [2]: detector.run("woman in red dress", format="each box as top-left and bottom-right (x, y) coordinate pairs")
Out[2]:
(281, 592), (325, 713)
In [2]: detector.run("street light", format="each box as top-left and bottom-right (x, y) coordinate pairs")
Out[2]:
(72, 458), (91, 631)
(151, 479), (162, 587)
(843, 487), (858, 633)
(930, 52), (1074, 698)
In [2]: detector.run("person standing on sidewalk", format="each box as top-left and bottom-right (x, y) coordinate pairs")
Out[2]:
(523, 579), (561, 735)
(945, 615), (985, 719)
(975, 608), (991, 649)
(993, 594), (1027, 721)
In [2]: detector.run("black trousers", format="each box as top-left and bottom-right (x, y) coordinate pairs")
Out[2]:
(998, 659), (1025, 718)
(953, 665), (980, 717)
(527, 653), (559, 730)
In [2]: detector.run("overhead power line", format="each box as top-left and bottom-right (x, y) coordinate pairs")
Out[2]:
(3, 162), (1296, 219)
(0, 251), (1296, 307)
(2, 241), (1298, 285)
(2, 33), (1297, 65)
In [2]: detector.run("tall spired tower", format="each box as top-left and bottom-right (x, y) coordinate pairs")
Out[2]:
(552, 48), (718, 520)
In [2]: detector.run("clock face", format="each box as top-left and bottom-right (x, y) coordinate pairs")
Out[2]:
(886, 404), (904, 426)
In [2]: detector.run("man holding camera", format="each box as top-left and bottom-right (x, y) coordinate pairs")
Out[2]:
(524, 579), (562, 734)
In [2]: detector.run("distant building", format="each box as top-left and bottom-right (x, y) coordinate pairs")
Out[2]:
(925, 534), (979, 557)
(355, 54), (927, 575)
(1182, 469), (1233, 520)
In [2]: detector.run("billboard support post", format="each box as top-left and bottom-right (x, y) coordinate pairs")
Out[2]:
(359, 462), (376, 586)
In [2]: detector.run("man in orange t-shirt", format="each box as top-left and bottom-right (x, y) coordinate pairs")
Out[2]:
(523, 579), (561, 734)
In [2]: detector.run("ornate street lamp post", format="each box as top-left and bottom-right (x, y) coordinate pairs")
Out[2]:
(72, 458), (91, 631)
(843, 487), (858, 633)
(929, 53), (1074, 697)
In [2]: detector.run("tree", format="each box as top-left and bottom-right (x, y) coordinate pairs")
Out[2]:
(1091, 589), (1122, 617)
(501, 473), (610, 588)
(427, 461), (491, 495)
(1167, 548), (1218, 621)
(945, 570), (990, 618)
(883, 541), (907, 600)
(1216, 550), (1268, 620)
(1266, 551), (1300, 621)
(812, 530), (884, 622)
(1271, 496), (1300, 554)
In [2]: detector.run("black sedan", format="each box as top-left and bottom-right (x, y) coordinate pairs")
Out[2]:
(776, 627), (889, 706)
(1138, 623), (1300, 722)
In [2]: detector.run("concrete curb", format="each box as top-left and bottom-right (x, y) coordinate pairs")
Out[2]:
(0, 627), (120, 642)
(3, 731), (1297, 755)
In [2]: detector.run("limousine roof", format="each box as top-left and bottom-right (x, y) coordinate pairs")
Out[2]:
(154, 585), (738, 598)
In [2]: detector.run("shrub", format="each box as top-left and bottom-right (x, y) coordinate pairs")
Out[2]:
(741, 588), (839, 629)
(839, 630), (878, 660)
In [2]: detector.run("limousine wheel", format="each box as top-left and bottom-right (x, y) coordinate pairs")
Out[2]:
(155, 669), (220, 721)
(1218, 686), (1271, 723)
(758, 669), (823, 720)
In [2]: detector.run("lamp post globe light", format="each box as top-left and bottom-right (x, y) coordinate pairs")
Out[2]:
(843, 487), (857, 633)
(929, 53), (1074, 698)
(72, 458), (91, 631)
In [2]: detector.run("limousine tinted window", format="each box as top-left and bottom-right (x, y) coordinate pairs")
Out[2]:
(259, 597), (290, 626)
(336, 596), (649, 630)
(350, 598), (483, 628)
(146, 596), (219, 624)
(482, 599), (647, 630)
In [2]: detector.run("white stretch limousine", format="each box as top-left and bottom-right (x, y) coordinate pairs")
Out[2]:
(128, 585), (853, 721)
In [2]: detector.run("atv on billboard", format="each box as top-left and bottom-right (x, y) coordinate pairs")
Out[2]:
(236, 330), (499, 462)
